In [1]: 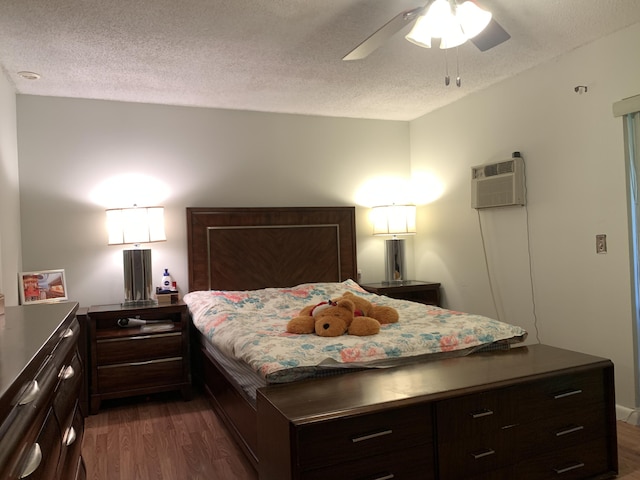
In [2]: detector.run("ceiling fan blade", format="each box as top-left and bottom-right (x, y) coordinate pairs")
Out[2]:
(343, 5), (428, 61)
(470, 17), (510, 51)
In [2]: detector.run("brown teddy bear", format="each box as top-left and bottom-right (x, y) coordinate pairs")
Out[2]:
(286, 292), (398, 337)
(339, 291), (399, 325)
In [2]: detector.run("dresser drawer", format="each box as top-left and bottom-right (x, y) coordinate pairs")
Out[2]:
(518, 403), (607, 457)
(97, 357), (183, 393)
(301, 443), (435, 480)
(517, 369), (605, 421)
(96, 332), (182, 364)
(516, 436), (611, 480)
(436, 388), (518, 443)
(58, 403), (84, 480)
(437, 423), (519, 479)
(53, 352), (82, 430)
(19, 406), (62, 480)
(296, 404), (432, 469)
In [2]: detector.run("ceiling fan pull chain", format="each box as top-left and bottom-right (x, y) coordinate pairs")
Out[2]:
(445, 48), (450, 86)
(456, 47), (461, 87)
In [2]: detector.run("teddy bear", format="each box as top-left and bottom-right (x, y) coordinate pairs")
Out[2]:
(286, 292), (398, 337)
(339, 291), (399, 325)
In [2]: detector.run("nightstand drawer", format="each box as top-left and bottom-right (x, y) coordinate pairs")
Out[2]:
(96, 332), (182, 364)
(97, 357), (183, 393)
(297, 404), (432, 469)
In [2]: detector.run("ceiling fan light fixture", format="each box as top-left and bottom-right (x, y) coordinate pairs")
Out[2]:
(405, 0), (492, 50)
(456, 1), (492, 39)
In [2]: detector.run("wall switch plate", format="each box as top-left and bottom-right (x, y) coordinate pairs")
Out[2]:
(596, 234), (607, 254)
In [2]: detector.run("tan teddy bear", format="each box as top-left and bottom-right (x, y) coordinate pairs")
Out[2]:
(286, 292), (399, 337)
(338, 291), (399, 325)
(286, 297), (383, 337)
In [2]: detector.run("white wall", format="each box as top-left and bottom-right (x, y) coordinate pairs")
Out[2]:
(16, 97), (410, 307)
(0, 67), (21, 305)
(411, 23), (640, 410)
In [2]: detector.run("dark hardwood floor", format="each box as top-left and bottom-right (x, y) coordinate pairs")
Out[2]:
(82, 391), (640, 480)
(82, 391), (257, 480)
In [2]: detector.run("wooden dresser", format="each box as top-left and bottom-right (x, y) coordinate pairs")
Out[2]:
(257, 344), (618, 480)
(0, 302), (85, 480)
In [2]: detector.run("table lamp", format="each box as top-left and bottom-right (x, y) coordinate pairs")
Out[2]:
(106, 205), (166, 306)
(372, 204), (416, 284)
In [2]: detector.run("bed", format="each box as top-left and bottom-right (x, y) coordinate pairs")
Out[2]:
(185, 206), (617, 480)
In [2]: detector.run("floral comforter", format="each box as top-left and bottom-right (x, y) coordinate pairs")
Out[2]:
(183, 280), (527, 383)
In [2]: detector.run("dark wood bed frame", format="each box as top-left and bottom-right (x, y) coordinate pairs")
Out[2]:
(186, 206), (618, 480)
(186, 206), (358, 468)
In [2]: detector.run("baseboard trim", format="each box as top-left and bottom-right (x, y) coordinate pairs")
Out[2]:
(616, 404), (640, 425)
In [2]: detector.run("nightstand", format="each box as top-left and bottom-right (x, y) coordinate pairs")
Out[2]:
(360, 280), (441, 306)
(85, 302), (191, 414)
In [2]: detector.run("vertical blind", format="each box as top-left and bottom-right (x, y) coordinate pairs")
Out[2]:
(614, 94), (640, 405)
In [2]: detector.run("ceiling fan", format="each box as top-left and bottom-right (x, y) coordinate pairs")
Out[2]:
(343, 0), (510, 61)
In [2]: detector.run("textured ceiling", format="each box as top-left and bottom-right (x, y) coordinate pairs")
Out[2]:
(1, 0), (640, 121)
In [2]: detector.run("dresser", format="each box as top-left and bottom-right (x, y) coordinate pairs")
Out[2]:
(84, 302), (191, 414)
(257, 344), (617, 480)
(0, 302), (85, 480)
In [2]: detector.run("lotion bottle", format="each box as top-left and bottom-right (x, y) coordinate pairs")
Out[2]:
(162, 269), (172, 290)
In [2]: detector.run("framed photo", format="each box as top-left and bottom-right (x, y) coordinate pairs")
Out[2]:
(19, 269), (69, 305)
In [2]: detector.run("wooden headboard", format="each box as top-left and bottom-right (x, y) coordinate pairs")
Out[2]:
(187, 207), (358, 292)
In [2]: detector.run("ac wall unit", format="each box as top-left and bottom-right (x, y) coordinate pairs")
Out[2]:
(471, 157), (525, 209)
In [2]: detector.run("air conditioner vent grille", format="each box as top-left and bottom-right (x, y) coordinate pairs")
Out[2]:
(485, 160), (515, 177)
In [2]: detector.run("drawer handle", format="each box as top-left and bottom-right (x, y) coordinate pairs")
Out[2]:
(63, 426), (77, 446)
(59, 365), (75, 380)
(62, 327), (75, 339)
(19, 381), (40, 405)
(351, 429), (393, 443)
(129, 360), (154, 366)
(553, 389), (582, 399)
(553, 462), (585, 474)
(371, 475), (395, 480)
(501, 423), (519, 430)
(555, 425), (584, 437)
(97, 332), (180, 343)
(470, 408), (494, 418)
(19, 443), (42, 478)
(98, 356), (182, 369)
(471, 448), (495, 460)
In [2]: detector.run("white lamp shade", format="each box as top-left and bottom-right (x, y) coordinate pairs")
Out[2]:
(405, 14), (433, 48)
(372, 205), (417, 236)
(106, 206), (166, 245)
(457, 1), (492, 39)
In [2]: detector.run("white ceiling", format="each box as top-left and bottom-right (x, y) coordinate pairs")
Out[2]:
(1, 0), (640, 121)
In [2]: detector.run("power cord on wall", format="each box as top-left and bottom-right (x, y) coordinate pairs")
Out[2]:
(476, 155), (541, 344)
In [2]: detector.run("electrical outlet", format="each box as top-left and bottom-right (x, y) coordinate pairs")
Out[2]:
(596, 234), (607, 254)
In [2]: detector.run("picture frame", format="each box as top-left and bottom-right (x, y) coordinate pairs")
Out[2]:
(19, 269), (69, 305)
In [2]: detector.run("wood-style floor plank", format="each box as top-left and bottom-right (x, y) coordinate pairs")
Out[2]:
(82, 392), (257, 480)
(82, 391), (640, 480)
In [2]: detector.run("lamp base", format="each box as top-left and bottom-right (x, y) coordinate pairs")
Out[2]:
(384, 238), (407, 284)
(123, 249), (155, 306)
